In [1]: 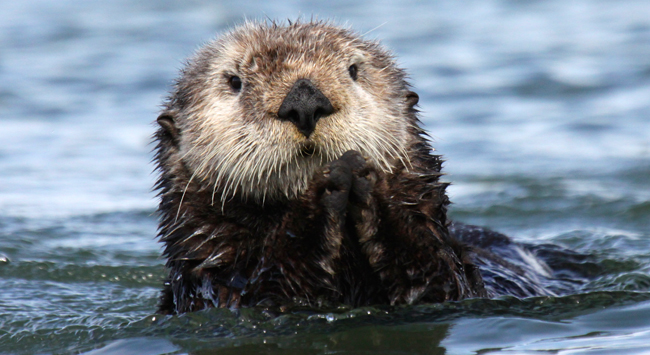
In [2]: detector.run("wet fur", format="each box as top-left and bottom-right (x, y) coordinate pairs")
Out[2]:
(154, 21), (489, 314)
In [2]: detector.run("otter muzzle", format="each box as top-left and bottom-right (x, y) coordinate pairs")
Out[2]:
(277, 79), (334, 138)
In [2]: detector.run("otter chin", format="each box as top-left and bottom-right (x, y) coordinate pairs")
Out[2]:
(154, 20), (552, 314)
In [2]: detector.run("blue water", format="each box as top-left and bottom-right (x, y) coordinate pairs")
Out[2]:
(1, 1), (649, 354)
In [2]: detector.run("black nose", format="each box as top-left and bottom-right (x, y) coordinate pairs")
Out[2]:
(277, 79), (334, 138)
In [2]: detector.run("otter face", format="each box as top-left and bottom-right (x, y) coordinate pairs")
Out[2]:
(164, 21), (418, 202)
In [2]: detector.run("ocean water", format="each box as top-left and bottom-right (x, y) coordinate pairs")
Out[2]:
(1, 1), (649, 354)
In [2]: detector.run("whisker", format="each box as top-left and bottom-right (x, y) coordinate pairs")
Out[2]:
(176, 170), (198, 223)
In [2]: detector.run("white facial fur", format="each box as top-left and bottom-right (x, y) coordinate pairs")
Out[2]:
(172, 21), (415, 203)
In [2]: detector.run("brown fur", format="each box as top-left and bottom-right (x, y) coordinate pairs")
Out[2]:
(154, 20), (486, 314)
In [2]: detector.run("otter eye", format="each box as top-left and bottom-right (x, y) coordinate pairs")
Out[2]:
(228, 76), (242, 91)
(348, 64), (358, 81)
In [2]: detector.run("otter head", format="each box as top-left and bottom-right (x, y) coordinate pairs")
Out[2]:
(158, 21), (420, 203)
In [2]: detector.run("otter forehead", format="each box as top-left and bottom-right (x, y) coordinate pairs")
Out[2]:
(167, 21), (416, 202)
(189, 23), (400, 107)
(223, 23), (374, 73)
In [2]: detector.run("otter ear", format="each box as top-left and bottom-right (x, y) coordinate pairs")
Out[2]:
(157, 112), (179, 142)
(406, 91), (419, 111)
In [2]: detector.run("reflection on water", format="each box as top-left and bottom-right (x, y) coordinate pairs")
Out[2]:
(1, 0), (649, 354)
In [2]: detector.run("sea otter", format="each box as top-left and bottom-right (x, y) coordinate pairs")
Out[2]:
(154, 21), (556, 314)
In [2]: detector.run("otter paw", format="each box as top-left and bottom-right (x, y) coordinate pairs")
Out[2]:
(321, 158), (353, 214)
(319, 150), (377, 214)
(338, 150), (367, 173)
(339, 150), (376, 206)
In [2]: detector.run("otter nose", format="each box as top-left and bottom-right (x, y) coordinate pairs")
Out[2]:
(277, 79), (334, 138)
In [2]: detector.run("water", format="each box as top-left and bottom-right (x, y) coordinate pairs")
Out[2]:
(1, 0), (649, 354)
